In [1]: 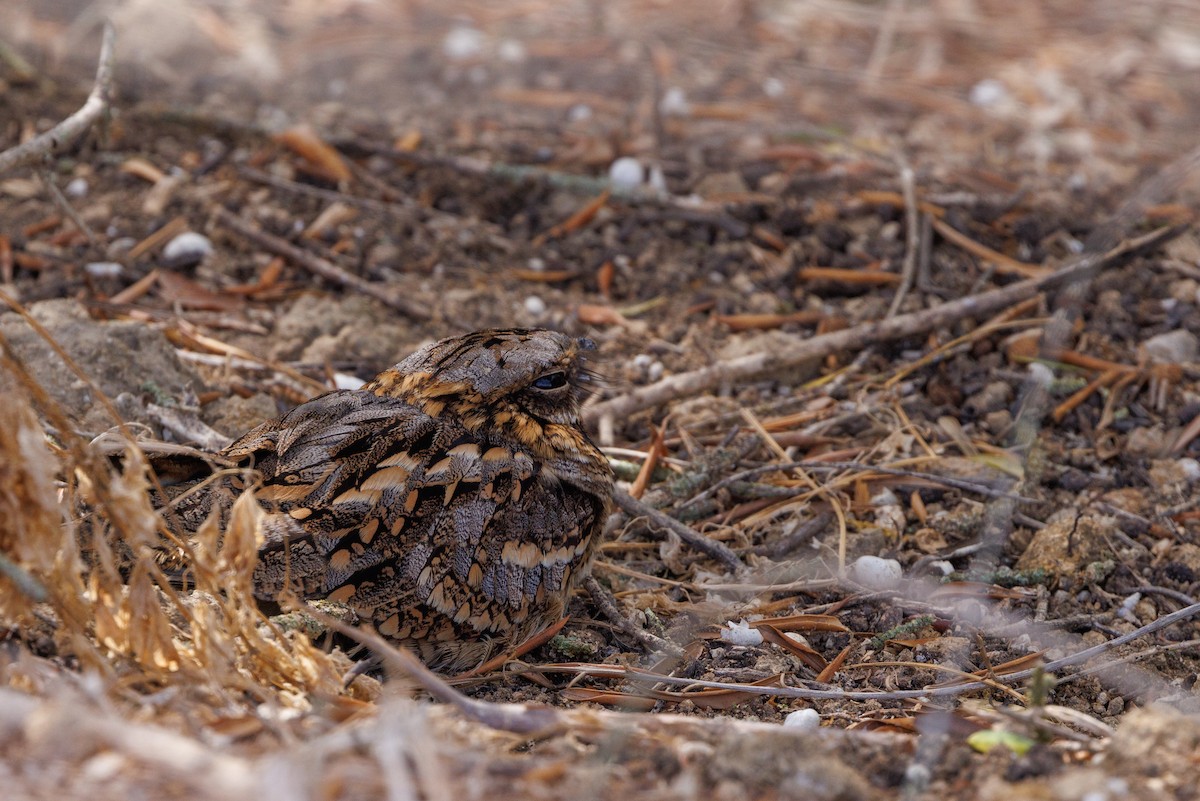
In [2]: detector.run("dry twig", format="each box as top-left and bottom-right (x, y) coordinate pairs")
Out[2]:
(0, 22), (115, 174)
(585, 224), (1187, 425)
(613, 489), (744, 572)
(213, 208), (431, 321)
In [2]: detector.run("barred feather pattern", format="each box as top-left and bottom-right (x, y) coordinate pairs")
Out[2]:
(164, 329), (613, 672)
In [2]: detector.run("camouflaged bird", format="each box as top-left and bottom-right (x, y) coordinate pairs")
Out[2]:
(166, 329), (613, 672)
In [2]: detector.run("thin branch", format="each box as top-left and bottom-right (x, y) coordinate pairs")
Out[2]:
(885, 162), (919, 319)
(0, 21), (115, 175)
(213, 207), (432, 321)
(533, 599), (1200, 702)
(676, 459), (1035, 513)
(613, 488), (744, 572)
(584, 576), (682, 658)
(584, 223), (1188, 426)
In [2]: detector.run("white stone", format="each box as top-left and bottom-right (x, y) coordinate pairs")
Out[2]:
(443, 26), (485, 61)
(719, 620), (764, 647)
(523, 295), (547, 316)
(783, 708), (820, 731)
(660, 86), (690, 116)
(1179, 458), (1200, 482)
(850, 555), (903, 589)
(498, 39), (526, 63)
(969, 78), (1009, 107)
(84, 262), (123, 279)
(609, 157), (644, 189)
(162, 231), (213, 265)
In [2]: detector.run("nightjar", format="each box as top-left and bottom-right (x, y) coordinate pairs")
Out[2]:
(166, 328), (613, 672)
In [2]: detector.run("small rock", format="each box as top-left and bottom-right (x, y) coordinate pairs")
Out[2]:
(719, 620), (764, 647)
(84, 262), (123, 279)
(443, 26), (485, 61)
(1180, 458), (1200, 482)
(523, 295), (547, 316)
(782, 708), (820, 731)
(983, 409), (1013, 434)
(1126, 426), (1167, 457)
(65, 177), (89, 198)
(497, 39), (525, 63)
(850, 555), (902, 589)
(916, 636), (972, 666)
(1141, 329), (1198, 365)
(609, 157), (644, 189)
(106, 237), (137, 258)
(566, 103), (592, 122)
(964, 380), (1013, 415)
(1016, 513), (1113, 574)
(659, 86), (689, 116)
(969, 78), (1009, 107)
(162, 231), (213, 268)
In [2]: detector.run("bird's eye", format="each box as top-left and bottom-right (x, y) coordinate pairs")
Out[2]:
(532, 371), (568, 390)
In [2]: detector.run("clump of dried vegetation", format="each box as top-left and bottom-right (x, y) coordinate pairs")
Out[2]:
(0, 339), (378, 797)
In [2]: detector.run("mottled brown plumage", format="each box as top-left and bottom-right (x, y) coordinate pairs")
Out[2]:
(168, 329), (613, 672)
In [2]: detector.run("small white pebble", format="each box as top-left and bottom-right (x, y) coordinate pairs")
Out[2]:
(927, 560), (955, 576)
(632, 353), (653, 369)
(65, 177), (89, 198)
(1179, 458), (1200, 482)
(567, 103), (592, 123)
(84, 261), (123, 279)
(162, 231), (213, 266)
(969, 78), (1009, 107)
(81, 752), (126, 782)
(783, 708), (820, 731)
(106, 236), (136, 257)
(609, 157), (644, 189)
(762, 77), (785, 98)
(523, 295), (547, 316)
(719, 620), (764, 647)
(1117, 592), (1142, 623)
(783, 632), (809, 647)
(1027, 361), (1055, 387)
(497, 39), (525, 63)
(443, 26), (485, 61)
(659, 86), (690, 116)
(647, 361), (664, 382)
(527, 257), (547, 272)
(333, 372), (366, 391)
(869, 488), (899, 506)
(851, 555), (903, 589)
